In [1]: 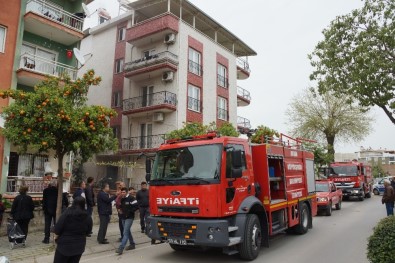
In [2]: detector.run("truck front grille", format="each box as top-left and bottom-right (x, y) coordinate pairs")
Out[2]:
(157, 221), (197, 239)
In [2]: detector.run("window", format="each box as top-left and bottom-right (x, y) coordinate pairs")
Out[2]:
(99, 15), (109, 25)
(140, 123), (153, 149)
(217, 63), (228, 88)
(21, 43), (57, 73)
(142, 49), (155, 60)
(112, 91), (121, 107)
(218, 97), (227, 120)
(226, 144), (247, 177)
(112, 126), (120, 139)
(115, 59), (124, 73)
(0, 26), (6, 53)
(188, 84), (201, 112)
(188, 48), (201, 76)
(141, 86), (154, 107)
(118, 27), (126, 41)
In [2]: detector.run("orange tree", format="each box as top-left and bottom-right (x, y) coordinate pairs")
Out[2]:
(0, 70), (117, 219)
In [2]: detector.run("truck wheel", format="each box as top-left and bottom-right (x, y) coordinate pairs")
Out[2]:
(294, 203), (310, 234)
(358, 194), (364, 201)
(373, 189), (379, 195)
(239, 214), (261, 260)
(335, 200), (342, 210)
(325, 202), (332, 216)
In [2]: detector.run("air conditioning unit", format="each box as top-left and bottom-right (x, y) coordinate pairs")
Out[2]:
(153, 112), (164, 122)
(162, 71), (174, 82)
(164, 33), (176, 44)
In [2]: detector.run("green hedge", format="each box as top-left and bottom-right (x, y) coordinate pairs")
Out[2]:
(367, 216), (395, 263)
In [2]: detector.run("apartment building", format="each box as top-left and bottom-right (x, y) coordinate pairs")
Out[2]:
(81, 0), (256, 186)
(0, 0), (92, 194)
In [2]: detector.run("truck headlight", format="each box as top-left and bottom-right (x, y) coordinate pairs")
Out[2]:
(318, 197), (328, 202)
(352, 190), (359, 193)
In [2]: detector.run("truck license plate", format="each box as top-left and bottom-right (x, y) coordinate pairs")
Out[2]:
(167, 238), (187, 245)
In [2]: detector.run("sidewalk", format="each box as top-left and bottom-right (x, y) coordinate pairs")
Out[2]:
(0, 220), (151, 262)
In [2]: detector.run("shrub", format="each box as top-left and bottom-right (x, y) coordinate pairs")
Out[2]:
(367, 216), (395, 263)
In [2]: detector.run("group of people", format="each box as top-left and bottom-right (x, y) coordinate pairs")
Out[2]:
(381, 176), (395, 216)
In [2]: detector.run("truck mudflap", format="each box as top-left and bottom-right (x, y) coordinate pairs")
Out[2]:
(146, 216), (238, 247)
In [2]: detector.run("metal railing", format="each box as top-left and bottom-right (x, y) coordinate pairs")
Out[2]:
(121, 134), (166, 150)
(7, 176), (46, 193)
(236, 57), (250, 73)
(187, 96), (201, 112)
(217, 108), (228, 120)
(237, 86), (251, 101)
(217, 74), (229, 88)
(20, 53), (78, 80)
(124, 51), (178, 72)
(188, 60), (203, 76)
(26, 0), (84, 32)
(122, 91), (177, 112)
(237, 116), (251, 129)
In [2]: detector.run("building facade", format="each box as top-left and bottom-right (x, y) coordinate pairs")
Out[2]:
(0, 0), (92, 195)
(80, 0), (256, 187)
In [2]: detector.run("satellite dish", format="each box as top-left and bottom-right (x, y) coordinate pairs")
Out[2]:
(82, 3), (91, 17)
(73, 48), (85, 65)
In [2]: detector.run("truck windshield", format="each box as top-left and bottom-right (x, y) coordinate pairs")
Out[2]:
(315, 183), (329, 192)
(329, 166), (358, 176)
(151, 144), (221, 185)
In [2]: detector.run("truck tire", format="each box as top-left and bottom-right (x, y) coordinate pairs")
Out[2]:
(325, 202), (332, 216)
(239, 214), (261, 260)
(294, 203), (310, 235)
(335, 200), (342, 210)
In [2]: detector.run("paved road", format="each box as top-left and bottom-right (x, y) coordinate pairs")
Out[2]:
(75, 195), (386, 263)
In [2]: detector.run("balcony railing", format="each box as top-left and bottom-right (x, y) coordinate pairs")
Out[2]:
(187, 97), (201, 112)
(7, 176), (46, 193)
(20, 53), (78, 80)
(123, 91), (177, 112)
(237, 116), (251, 129)
(217, 108), (228, 121)
(26, 0), (84, 32)
(121, 134), (166, 151)
(124, 51), (178, 72)
(188, 60), (203, 76)
(217, 74), (229, 88)
(236, 57), (251, 73)
(237, 86), (251, 101)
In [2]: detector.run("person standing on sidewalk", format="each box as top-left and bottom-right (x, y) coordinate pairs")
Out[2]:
(85, 177), (95, 237)
(42, 179), (58, 244)
(136, 182), (149, 233)
(97, 183), (116, 244)
(73, 181), (86, 202)
(115, 187), (139, 255)
(382, 179), (395, 216)
(10, 186), (34, 241)
(53, 196), (93, 263)
(115, 181), (126, 242)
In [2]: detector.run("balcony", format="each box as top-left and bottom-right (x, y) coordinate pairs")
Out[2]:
(24, 0), (84, 45)
(126, 13), (179, 46)
(124, 51), (178, 80)
(237, 58), (251, 80)
(121, 134), (166, 154)
(122, 91), (177, 116)
(237, 116), (251, 130)
(237, 86), (251, 106)
(16, 53), (77, 87)
(217, 74), (229, 88)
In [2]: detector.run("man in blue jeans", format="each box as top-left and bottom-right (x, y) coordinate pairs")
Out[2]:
(116, 187), (139, 255)
(382, 179), (395, 216)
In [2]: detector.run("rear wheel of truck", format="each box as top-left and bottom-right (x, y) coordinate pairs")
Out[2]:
(325, 202), (332, 216)
(335, 200), (342, 210)
(294, 203), (310, 234)
(239, 214), (261, 260)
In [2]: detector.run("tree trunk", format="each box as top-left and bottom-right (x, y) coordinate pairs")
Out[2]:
(326, 135), (335, 162)
(56, 152), (64, 222)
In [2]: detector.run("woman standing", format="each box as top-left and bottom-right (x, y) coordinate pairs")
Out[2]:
(10, 186), (35, 240)
(54, 196), (92, 263)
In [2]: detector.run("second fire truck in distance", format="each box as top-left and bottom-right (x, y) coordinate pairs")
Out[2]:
(145, 133), (317, 260)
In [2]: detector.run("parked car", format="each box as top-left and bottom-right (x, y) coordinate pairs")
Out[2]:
(372, 177), (392, 195)
(316, 180), (343, 216)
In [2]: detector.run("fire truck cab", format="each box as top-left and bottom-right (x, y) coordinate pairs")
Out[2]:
(146, 133), (317, 260)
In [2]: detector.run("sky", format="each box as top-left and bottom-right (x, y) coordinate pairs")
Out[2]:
(84, 0), (395, 154)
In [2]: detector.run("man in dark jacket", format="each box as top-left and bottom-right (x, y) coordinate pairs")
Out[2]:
(97, 183), (116, 244)
(382, 179), (395, 216)
(73, 181), (86, 201)
(11, 186), (35, 240)
(136, 182), (149, 233)
(85, 177), (95, 217)
(115, 187), (138, 255)
(42, 179), (58, 244)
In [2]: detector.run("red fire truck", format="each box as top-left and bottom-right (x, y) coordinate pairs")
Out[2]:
(326, 161), (372, 201)
(145, 133), (317, 260)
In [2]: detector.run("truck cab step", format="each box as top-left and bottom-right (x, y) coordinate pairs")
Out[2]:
(228, 226), (238, 232)
(228, 237), (241, 246)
